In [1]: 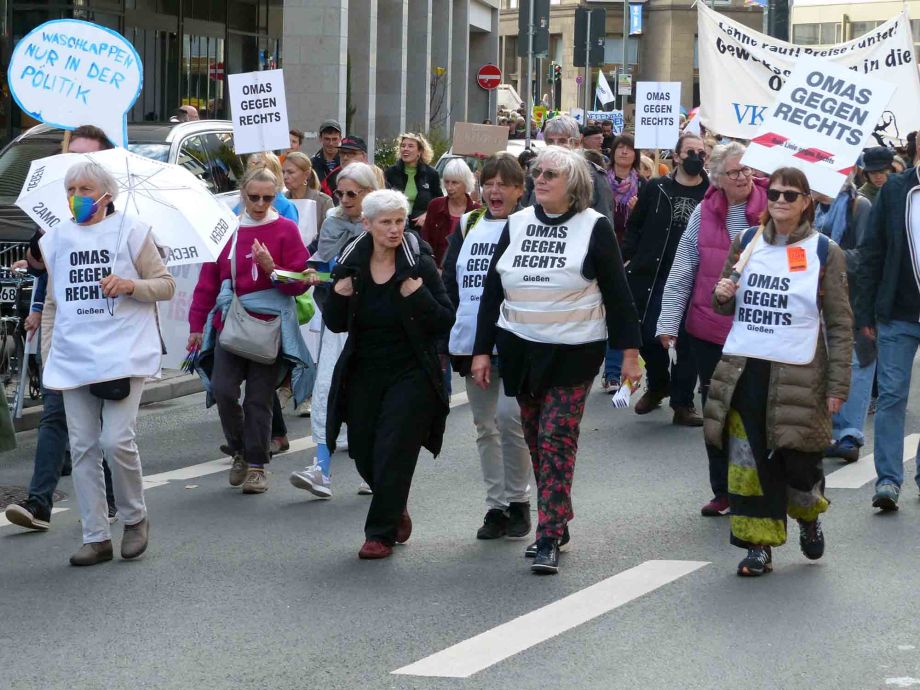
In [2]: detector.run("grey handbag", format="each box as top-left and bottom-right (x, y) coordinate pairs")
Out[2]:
(218, 230), (281, 365)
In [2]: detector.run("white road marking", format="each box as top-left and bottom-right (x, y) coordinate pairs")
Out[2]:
(392, 559), (709, 678)
(886, 678), (920, 687)
(825, 434), (919, 489)
(0, 506), (69, 529)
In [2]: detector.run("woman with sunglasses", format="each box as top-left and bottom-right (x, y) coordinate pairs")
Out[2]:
(289, 163), (381, 499)
(472, 146), (643, 574)
(656, 142), (768, 518)
(189, 167), (311, 495)
(705, 167), (852, 577)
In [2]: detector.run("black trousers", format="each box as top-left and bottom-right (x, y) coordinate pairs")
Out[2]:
(346, 363), (438, 544)
(271, 393), (287, 438)
(688, 334), (729, 498)
(640, 320), (698, 408)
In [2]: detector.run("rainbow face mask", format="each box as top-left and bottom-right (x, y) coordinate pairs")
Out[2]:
(69, 194), (104, 224)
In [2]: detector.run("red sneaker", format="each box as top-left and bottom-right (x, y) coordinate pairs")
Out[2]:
(358, 540), (393, 559)
(396, 508), (412, 544)
(701, 495), (730, 516)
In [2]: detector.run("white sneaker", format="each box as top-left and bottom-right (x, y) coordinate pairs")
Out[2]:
(358, 481), (373, 495)
(295, 398), (312, 417)
(289, 462), (332, 498)
(277, 386), (293, 410)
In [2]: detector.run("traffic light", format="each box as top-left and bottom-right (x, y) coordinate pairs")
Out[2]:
(553, 64), (562, 83)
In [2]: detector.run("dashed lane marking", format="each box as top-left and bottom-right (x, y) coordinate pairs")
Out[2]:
(825, 434), (919, 489)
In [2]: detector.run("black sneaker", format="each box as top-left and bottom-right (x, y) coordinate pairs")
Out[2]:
(531, 537), (560, 574)
(4, 499), (51, 531)
(525, 526), (569, 558)
(798, 519), (825, 560)
(476, 508), (508, 540)
(737, 546), (773, 576)
(506, 502), (532, 540)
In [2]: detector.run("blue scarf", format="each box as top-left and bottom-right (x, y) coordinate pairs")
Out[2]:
(814, 191), (850, 244)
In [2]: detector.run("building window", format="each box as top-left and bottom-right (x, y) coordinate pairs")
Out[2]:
(850, 20), (881, 39)
(793, 22), (840, 45)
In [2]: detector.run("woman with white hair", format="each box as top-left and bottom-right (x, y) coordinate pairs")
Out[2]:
(421, 158), (479, 267)
(323, 190), (454, 559)
(655, 141), (767, 518)
(472, 146), (642, 574)
(384, 132), (443, 230)
(289, 162), (381, 499)
(41, 161), (176, 566)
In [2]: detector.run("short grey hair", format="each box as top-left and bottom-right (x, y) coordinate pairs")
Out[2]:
(543, 115), (580, 143)
(362, 189), (410, 222)
(64, 161), (119, 202)
(331, 162), (382, 218)
(708, 142), (748, 186)
(532, 146), (593, 213)
(442, 158), (476, 195)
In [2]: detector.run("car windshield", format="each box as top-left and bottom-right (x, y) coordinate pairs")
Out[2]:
(127, 143), (170, 162)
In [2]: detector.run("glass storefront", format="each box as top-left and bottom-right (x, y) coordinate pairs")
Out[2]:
(0, 0), (283, 145)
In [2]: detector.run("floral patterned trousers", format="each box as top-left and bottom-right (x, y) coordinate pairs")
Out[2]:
(517, 382), (591, 540)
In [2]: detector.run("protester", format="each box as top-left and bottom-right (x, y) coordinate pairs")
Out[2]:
(601, 120), (615, 152)
(623, 132), (709, 425)
(858, 147), (894, 203)
(639, 155), (656, 181)
(813, 181), (873, 464)
(472, 146), (642, 574)
(323, 190), (454, 559)
(656, 142), (768, 516)
(854, 132), (920, 511)
(581, 125), (604, 152)
(384, 132), (442, 231)
(289, 163), (381, 498)
(39, 161), (175, 565)
(4, 125), (120, 533)
(706, 166), (852, 576)
(321, 136), (370, 199)
(442, 153), (532, 540)
(283, 151), (334, 244)
(242, 152), (299, 224)
(189, 168), (311, 495)
(311, 120), (342, 186)
(169, 104), (199, 122)
(288, 128), (304, 154)
(421, 158), (479, 267)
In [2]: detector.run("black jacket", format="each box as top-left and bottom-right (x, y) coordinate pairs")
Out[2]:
(622, 172), (709, 319)
(384, 160), (443, 228)
(311, 149), (340, 185)
(855, 166), (920, 328)
(323, 231), (455, 456)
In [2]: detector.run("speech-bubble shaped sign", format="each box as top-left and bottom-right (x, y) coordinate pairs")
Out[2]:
(7, 19), (142, 148)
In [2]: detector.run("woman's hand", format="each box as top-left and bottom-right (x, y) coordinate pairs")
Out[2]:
(252, 239), (275, 275)
(658, 335), (676, 349)
(187, 332), (203, 352)
(415, 212), (427, 227)
(301, 268), (324, 287)
(620, 349), (642, 390)
(471, 354), (492, 390)
(400, 276), (423, 297)
(714, 278), (738, 304)
(333, 276), (354, 296)
(24, 311), (41, 341)
(861, 326), (876, 341)
(100, 274), (135, 297)
(628, 195), (638, 210)
(827, 397), (844, 415)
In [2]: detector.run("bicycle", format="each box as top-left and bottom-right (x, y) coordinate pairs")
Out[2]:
(0, 266), (39, 419)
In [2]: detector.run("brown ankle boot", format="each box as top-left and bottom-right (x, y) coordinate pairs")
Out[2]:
(672, 406), (704, 427)
(69, 540), (113, 566)
(635, 389), (668, 415)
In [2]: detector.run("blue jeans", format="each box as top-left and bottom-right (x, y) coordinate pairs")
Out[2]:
(873, 320), (920, 490)
(832, 348), (876, 445)
(27, 389), (69, 513)
(604, 347), (623, 381)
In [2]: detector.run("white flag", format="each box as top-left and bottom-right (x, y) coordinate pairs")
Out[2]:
(595, 70), (615, 106)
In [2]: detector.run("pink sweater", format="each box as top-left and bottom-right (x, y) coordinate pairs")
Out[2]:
(189, 217), (309, 333)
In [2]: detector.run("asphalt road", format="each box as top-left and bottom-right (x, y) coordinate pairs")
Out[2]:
(1, 366), (919, 690)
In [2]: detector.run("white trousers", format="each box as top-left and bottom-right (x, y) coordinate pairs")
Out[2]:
(465, 368), (531, 509)
(63, 378), (146, 544)
(312, 325), (348, 446)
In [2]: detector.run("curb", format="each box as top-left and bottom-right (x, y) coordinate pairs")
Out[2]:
(14, 374), (204, 433)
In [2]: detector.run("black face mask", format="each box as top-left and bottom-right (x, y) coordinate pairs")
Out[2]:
(681, 151), (705, 177)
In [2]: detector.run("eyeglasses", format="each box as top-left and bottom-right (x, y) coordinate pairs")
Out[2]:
(766, 189), (807, 202)
(531, 167), (563, 181)
(725, 167), (753, 181)
(246, 194), (276, 204)
(682, 150), (707, 160)
(334, 189), (361, 200)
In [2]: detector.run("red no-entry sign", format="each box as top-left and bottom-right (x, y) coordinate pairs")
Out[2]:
(477, 64), (502, 90)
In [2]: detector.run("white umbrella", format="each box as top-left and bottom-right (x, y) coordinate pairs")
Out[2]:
(15, 148), (238, 266)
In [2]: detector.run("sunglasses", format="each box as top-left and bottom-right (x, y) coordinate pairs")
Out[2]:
(247, 194), (276, 204)
(767, 189), (807, 202)
(531, 167), (562, 181)
(334, 189), (361, 200)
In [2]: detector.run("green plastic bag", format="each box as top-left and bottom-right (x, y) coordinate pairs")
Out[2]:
(295, 289), (316, 326)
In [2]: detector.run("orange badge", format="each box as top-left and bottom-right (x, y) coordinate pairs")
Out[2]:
(787, 246), (807, 272)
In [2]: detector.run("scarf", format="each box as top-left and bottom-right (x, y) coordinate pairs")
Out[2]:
(814, 190), (850, 244)
(404, 165), (418, 204)
(240, 208), (280, 227)
(609, 169), (639, 209)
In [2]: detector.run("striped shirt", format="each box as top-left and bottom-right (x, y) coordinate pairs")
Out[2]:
(656, 202), (751, 338)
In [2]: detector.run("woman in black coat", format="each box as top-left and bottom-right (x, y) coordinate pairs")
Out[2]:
(323, 189), (455, 560)
(384, 132), (443, 231)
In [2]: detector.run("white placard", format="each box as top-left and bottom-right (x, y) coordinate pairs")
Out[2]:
(289, 198), (318, 248)
(634, 82), (681, 150)
(227, 69), (290, 155)
(159, 263), (202, 370)
(742, 55), (896, 197)
(697, 3), (919, 143)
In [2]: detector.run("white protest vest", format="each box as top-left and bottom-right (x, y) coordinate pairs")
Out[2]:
(722, 233), (821, 365)
(449, 212), (504, 355)
(495, 206), (607, 345)
(41, 213), (163, 390)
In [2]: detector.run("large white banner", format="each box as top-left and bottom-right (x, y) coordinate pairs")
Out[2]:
(697, 3), (920, 143)
(742, 55), (896, 197)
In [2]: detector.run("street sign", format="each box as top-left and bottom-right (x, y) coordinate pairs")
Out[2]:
(617, 73), (632, 95)
(576, 75), (584, 85)
(476, 64), (502, 91)
(209, 62), (225, 81)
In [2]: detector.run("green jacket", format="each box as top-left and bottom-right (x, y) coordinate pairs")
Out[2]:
(702, 220), (853, 452)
